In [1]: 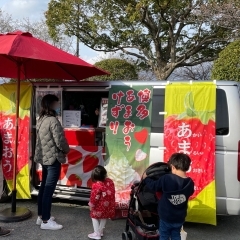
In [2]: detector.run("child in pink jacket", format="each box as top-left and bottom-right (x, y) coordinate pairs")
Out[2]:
(88, 165), (115, 240)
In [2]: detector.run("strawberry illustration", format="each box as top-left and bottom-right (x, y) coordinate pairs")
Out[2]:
(36, 169), (42, 181)
(67, 149), (82, 165)
(17, 115), (30, 173)
(87, 178), (93, 188)
(116, 185), (132, 201)
(59, 164), (68, 180)
(164, 116), (215, 199)
(135, 149), (147, 162)
(134, 128), (149, 144)
(81, 146), (98, 152)
(66, 174), (82, 187)
(83, 154), (99, 173)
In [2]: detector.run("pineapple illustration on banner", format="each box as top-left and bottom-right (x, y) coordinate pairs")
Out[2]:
(105, 86), (153, 218)
(164, 82), (216, 225)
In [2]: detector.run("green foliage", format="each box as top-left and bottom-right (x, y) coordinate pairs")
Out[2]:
(45, 0), (232, 80)
(211, 40), (240, 81)
(91, 58), (138, 81)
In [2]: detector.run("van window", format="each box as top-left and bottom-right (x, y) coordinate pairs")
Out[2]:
(151, 88), (165, 133)
(151, 88), (229, 135)
(216, 89), (229, 135)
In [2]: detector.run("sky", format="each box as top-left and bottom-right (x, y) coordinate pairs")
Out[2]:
(0, 0), (102, 63)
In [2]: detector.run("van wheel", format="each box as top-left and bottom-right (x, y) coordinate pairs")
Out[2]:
(122, 232), (129, 240)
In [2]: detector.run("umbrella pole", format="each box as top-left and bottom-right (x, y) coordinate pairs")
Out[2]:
(11, 71), (21, 212)
(0, 63), (31, 222)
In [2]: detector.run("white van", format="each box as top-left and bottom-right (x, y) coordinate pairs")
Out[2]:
(30, 80), (239, 216)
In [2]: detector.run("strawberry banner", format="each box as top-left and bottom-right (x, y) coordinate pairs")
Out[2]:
(106, 85), (153, 218)
(0, 83), (32, 199)
(164, 82), (216, 225)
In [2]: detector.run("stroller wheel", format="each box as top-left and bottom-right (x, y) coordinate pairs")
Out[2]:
(127, 230), (135, 240)
(122, 231), (129, 240)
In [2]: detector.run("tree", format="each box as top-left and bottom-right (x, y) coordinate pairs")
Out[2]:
(170, 62), (212, 80)
(45, 0), (231, 80)
(211, 41), (240, 81)
(138, 70), (156, 81)
(0, 10), (15, 84)
(91, 58), (138, 81)
(0, 10), (77, 83)
(198, 0), (240, 32)
(0, 8), (75, 53)
(0, 10), (15, 33)
(18, 18), (75, 53)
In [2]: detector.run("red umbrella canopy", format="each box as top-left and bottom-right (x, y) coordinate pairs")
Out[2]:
(0, 31), (109, 80)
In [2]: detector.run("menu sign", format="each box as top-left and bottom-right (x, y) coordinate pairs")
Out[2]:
(63, 110), (81, 128)
(98, 98), (108, 128)
(105, 86), (153, 218)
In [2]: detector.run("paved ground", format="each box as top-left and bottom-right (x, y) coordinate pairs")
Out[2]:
(0, 198), (239, 239)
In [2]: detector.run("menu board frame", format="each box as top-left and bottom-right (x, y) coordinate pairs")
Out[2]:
(98, 98), (108, 128)
(63, 110), (81, 128)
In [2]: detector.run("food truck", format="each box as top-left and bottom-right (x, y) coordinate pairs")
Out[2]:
(0, 80), (239, 225)
(29, 82), (107, 200)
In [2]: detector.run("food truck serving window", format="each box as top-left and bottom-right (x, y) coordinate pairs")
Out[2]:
(62, 91), (108, 127)
(35, 87), (109, 147)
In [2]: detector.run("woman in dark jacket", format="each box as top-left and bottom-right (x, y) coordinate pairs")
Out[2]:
(34, 94), (70, 230)
(0, 133), (11, 236)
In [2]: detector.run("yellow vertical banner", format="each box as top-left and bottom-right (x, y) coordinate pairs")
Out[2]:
(164, 82), (216, 225)
(0, 82), (32, 199)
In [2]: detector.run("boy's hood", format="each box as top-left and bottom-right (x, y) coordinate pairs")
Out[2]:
(162, 176), (193, 195)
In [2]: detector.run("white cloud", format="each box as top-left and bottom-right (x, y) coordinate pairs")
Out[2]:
(1, 0), (49, 20)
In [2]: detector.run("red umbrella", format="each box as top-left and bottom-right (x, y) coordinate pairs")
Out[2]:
(0, 31), (109, 221)
(0, 31), (107, 80)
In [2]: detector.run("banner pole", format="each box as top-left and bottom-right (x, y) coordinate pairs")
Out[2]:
(0, 62), (31, 222)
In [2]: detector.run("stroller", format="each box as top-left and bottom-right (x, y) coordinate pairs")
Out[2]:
(122, 162), (171, 240)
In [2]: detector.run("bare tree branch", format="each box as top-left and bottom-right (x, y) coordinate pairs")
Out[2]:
(0, 10), (15, 33)
(196, 1), (240, 34)
(178, 57), (216, 67)
(170, 62), (213, 80)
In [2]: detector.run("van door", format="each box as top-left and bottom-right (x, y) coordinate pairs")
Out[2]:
(215, 85), (240, 215)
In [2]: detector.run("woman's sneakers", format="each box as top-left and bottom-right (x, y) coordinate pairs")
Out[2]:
(88, 232), (101, 240)
(40, 219), (63, 230)
(0, 227), (10, 236)
(36, 216), (55, 225)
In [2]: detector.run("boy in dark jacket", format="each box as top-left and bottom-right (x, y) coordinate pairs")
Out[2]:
(143, 153), (194, 240)
(0, 133), (11, 237)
